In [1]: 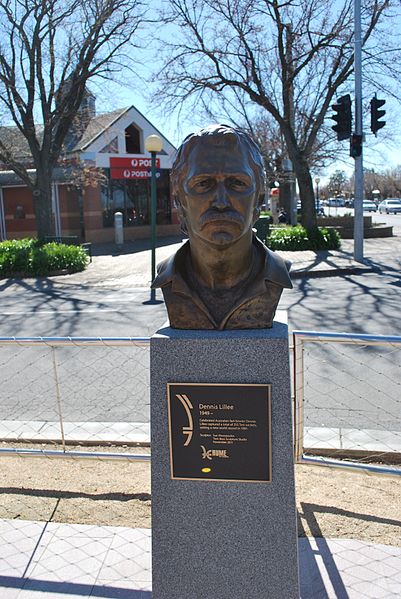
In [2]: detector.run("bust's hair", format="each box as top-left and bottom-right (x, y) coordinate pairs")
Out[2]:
(171, 124), (265, 225)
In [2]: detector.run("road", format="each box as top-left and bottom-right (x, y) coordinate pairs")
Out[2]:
(0, 217), (400, 438)
(281, 215), (401, 434)
(0, 211), (399, 338)
(323, 205), (400, 226)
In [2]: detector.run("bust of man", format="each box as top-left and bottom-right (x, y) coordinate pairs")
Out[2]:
(152, 124), (292, 330)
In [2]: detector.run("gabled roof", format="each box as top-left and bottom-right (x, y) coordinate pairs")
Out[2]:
(0, 105), (177, 183)
(77, 104), (177, 155)
(71, 107), (130, 151)
(0, 105), (176, 163)
(0, 126), (41, 161)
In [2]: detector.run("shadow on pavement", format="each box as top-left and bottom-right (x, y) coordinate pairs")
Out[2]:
(90, 235), (186, 257)
(298, 502), (350, 599)
(0, 576), (151, 598)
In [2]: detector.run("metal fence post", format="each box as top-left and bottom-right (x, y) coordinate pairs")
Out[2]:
(51, 346), (66, 452)
(293, 332), (305, 462)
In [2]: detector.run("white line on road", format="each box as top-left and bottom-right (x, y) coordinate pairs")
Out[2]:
(0, 308), (120, 315)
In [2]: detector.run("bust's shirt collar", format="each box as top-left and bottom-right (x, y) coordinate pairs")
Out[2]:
(152, 236), (292, 292)
(152, 236), (292, 329)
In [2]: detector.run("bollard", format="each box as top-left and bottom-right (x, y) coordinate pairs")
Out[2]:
(114, 211), (124, 248)
(270, 196), (279, 224)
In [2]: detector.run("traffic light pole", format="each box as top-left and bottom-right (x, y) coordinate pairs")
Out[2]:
(353, 0), (364, 262)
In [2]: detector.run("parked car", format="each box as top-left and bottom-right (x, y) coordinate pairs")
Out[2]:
(297, 201), (325, 216)
(362, 200), (377, 212)
(378, 199), (401, 214)
(326, 197), (345, 207)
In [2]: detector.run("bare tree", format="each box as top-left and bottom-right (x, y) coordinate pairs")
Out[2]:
(378, 166), (401, 197)
(0, 0), (145, 238)
(352, 165), (401, 198)
(154, 0), (393, 229)
(243, 115), (295, 215)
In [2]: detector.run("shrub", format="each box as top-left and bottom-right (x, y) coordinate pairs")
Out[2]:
(31, 243), (88, 275)
(266, 226), (341, 251)
(0, 238), (37, 274)
(0, 238), (88, 277)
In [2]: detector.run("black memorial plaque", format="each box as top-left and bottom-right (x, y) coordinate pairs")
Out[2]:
(167, 383), (272, 482)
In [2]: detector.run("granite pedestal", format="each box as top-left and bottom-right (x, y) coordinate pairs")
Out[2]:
(150, 314), (299, 599)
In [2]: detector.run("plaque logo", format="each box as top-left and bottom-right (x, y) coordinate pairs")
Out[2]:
(176, 394), (193, 446)
(201, 446), (229, 460)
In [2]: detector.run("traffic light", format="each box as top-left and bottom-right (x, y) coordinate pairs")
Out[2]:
(331, 94), (352, 141)
(350, 134), (362, 158)
(370, 96), (386, 135)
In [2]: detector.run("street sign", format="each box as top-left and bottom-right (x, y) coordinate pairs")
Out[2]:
(110, 168), (161, 180)
(110, 157), (160, 169)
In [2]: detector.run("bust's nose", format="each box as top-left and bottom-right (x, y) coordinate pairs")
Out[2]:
(211, 181), (231, 210)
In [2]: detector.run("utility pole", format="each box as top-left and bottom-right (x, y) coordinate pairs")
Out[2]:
(285, 24), (297, 226)
(353, 0), (364, 262)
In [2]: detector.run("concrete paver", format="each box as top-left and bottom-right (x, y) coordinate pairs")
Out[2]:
(45, 234), (399, 290)
(0, 520), (400, 598)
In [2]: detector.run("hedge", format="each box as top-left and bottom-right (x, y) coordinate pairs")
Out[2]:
(266, 225), (341, 251)
(0, 238), (89, 277)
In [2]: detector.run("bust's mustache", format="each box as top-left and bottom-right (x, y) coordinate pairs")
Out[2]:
(199, 208), (244, 229)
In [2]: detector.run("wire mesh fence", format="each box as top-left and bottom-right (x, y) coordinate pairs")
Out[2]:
(0, 337), (152, 455)
(3, 333), (400, 472)
(0, 452), (152, 596)
(0, 334), (399, 597)
(294, 331), (401, 476)
(293, 330), (401, 596)
(0, 338), (153, 594)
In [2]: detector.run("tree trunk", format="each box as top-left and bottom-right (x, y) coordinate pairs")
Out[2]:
(78, 190), (86, 242)
(292, 157), (317, 230)
(278, 180), (292, 218)
(281, 123), (317, 231)
(32, 174), (55, 239)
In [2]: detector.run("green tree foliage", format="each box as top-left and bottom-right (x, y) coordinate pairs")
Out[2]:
(328, 170), (348, 196)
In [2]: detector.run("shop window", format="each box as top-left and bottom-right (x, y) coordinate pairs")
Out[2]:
(125, 125), (141, 154)
(102, 171), (171, 227)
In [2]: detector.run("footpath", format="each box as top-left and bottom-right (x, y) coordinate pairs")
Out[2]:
(48, 234), (394, 290)
(0, 233), (400, 598)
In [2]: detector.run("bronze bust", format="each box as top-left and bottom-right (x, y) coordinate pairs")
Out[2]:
(152, 124), (292, 329)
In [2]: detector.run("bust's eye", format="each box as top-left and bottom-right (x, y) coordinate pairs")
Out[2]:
(227, 177), (248, 190)
(193, 178), (214, 192)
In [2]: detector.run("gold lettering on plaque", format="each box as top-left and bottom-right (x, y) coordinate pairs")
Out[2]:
(176, 394), (194, 446)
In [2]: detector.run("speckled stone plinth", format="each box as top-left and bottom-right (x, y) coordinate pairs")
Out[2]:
(150, 313), (299, 599)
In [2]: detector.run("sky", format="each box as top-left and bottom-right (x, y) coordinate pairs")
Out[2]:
(93, 0), (401, 187)
(106, 79), (400, 188)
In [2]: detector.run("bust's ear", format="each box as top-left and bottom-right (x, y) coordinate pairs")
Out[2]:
(253, 206), (261, 224)
(174, 196), (188, 234)
(252, 194), (263, 223)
